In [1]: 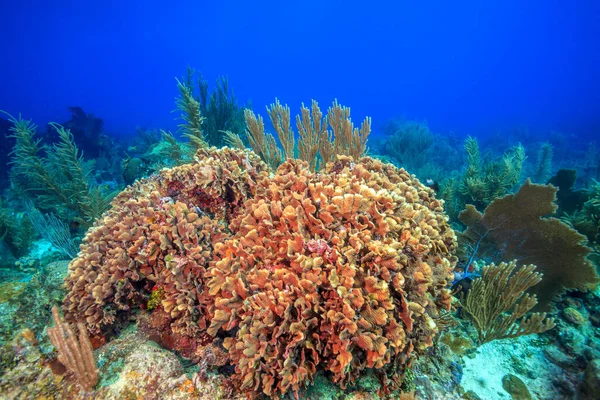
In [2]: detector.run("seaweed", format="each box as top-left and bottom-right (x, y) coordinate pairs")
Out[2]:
(0, 197), (34, 259)
(562, 180), (600, 254)
(3, 112), (115, 227)
(441, 136), (526, 221)
(177, 67), (247, 148)
(532, 142), (553, 183)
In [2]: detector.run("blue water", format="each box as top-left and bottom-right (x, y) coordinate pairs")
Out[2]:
(1, 0), (598, 141)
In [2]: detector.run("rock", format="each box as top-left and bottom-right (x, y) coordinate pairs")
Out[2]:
(563, 307), (586, 325)
(502, 374), (532, 400)
(92, 331), (233, 399)
(544, 346), (578, 370)
(557, 326), (586, 356)
(583, 359), (600, 399)
(554, 375), (577, 398)
(462, 390), (483, 400)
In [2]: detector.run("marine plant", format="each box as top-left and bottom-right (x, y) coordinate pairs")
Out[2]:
(441, 136), (526, 221)
(62, 145), (457, 397)
(24, 201), (78, 259)
(461, 260), (556, 345)
(3, 112), (115, 227)
(176, 76), (208, 150)
(458, 180), (599, 310)
(177, 67), (247, 148)
(0, 197), (34, 258)
(562, 179), (600, 253)
(532, 142), (553, 183)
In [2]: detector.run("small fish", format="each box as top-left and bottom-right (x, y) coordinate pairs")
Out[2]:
(425, 178), (439, 192)
(452, 270), (481, 286)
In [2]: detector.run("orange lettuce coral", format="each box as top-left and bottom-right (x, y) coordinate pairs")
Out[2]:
(207, 156), (456, 397)
(63, 148), (268, 334)
(63, 147), (456, 398)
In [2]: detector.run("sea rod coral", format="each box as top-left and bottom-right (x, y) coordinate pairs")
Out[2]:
(62, 147), (457, 397)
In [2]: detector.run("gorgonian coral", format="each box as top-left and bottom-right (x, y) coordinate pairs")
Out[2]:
(63, 148), (269, 334)
(207, 156), (457, 396)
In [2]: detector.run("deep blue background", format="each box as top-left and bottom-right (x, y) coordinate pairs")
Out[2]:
(1, 0), (598, 141)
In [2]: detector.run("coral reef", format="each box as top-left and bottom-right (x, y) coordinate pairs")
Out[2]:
(0, 260), (68, 344)
(245, 99), (371, 171)
(63, 147), (269, 335)
(532, 142), (553, 184)
(458, 180), (599, 310)
(3, 112), (115, 228)
(562, 179), (600, 254)
(48, 306), (99, 391)
(0, 196), (34, 259)
(62, 147), (456, 398)
(441, 136), (526, 220)
(0, 328), (64, 398)
(461, 261), (556, 345)
(207, 156), (456, 396)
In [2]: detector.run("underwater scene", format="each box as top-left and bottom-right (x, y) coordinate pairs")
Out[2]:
(1, 1), (599, 399)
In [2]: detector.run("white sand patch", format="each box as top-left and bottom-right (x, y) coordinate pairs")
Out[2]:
(461, 335), (561, 399)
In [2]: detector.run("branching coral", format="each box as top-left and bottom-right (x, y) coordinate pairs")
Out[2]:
(63, 148), (269, 334)
(207, 156), (456, 397)
(245, 99), (371, 171)
(459, 180), (599, 310)
(462, 260), (556, 345)
(244, 109), (283, 171)
(320, 100), (371, 164)
(48, 306), (99, 391)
